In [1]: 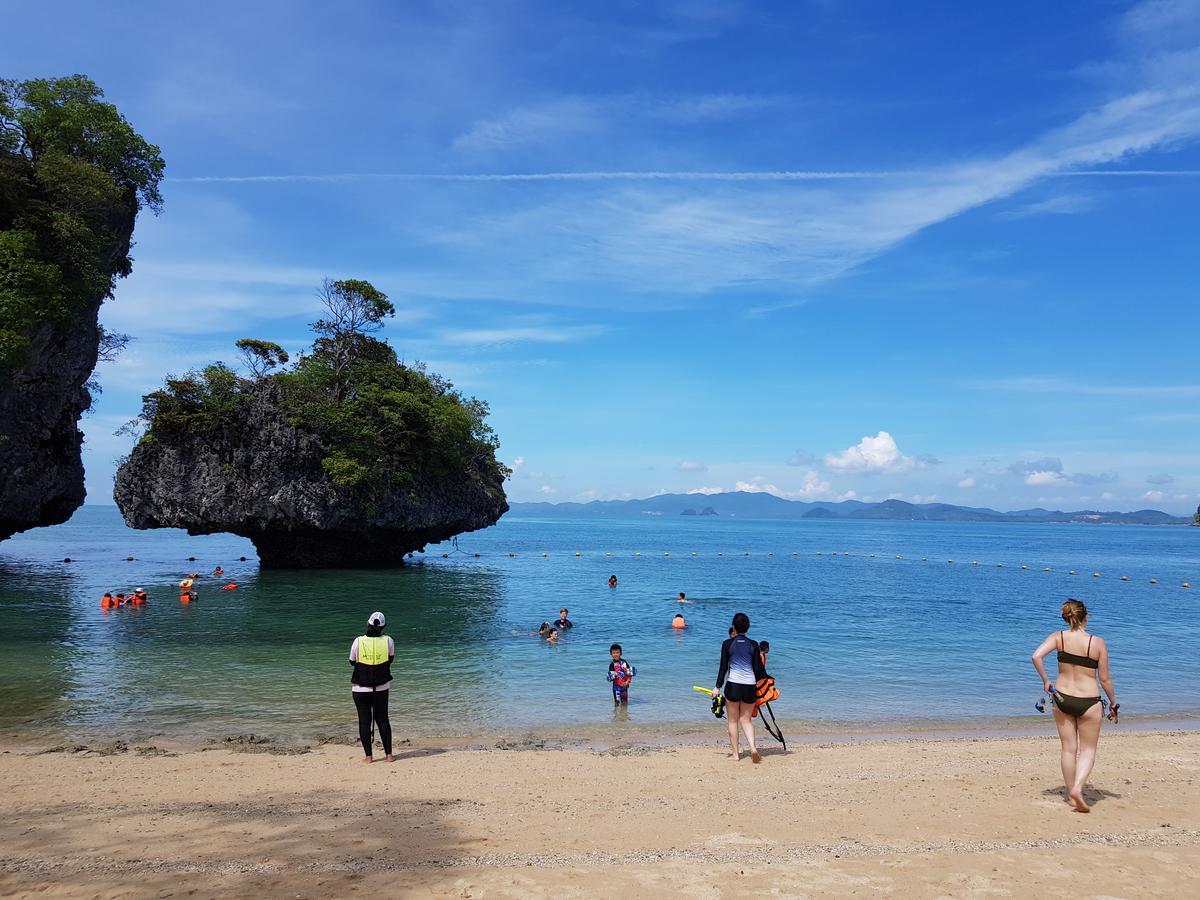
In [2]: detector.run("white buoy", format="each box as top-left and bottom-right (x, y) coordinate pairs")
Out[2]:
(1021, 565), (1028, 570)
(1150, 578), (1158, 584)
(1120, 575), (1128, 581)
(971, 560), (978, 566)
(997, 563), (1004, 568)
(634, 552), (641, 557)
(663, 552), (670, 557)
(575, 552), (582, 557)
(1092, 572), (1100, 577)
(1069, 570), (1076, 576)
(896, 555), (902, 559)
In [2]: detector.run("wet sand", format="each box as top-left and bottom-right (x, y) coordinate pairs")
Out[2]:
(1, 730), (1198, 898)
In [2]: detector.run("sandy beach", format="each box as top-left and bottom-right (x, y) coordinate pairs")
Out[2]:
(0, 729), (1197, 898)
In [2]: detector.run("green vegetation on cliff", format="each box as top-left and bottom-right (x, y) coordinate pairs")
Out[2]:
(0, 75), (164, 371)
(133, 278), (505, 492)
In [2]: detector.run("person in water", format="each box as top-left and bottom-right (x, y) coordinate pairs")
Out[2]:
(716, 612), (769, 763)
(213, 566), (224, 576)
(349, 611), (395, 764)
(131, 588), (147, 606)
(1031, 599), (1119, 812)
(759, 640), (770, 668)
(671, 613), (686, 629)
(677, 591), (692, 604)
(101, 592), (114, 609)
(537, 622), (552, 637)
(555, 608), (573, 630)
(607, 644), (636, 704)
(608, 575), (618, 587)
(547, 627), (559, 644)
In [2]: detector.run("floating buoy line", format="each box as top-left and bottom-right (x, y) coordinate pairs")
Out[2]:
(80, 548), (1193, 591)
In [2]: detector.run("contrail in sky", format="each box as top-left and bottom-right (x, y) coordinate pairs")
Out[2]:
(168, 169), (1200, 184)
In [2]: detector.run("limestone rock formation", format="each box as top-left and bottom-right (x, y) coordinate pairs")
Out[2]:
(113, 383), (508, 568)
(0, 203), (135, 541)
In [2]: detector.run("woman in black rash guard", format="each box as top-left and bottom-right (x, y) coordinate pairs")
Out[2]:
(716, 612), (768, 763)
(349, 611), (395, 763)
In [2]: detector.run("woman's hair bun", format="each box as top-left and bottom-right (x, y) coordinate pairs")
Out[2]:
(1061, 598), (1088, 628)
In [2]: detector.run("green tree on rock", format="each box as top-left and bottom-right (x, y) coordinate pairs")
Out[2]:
(1, 74), (164, 371)
(236, 338), (289, 379)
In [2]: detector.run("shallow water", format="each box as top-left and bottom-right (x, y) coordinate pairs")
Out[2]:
(0, 506), (1197, 742)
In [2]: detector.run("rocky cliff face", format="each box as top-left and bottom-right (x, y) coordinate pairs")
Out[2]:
(0, 204), (135, 542)
(113, 383), (508, 568)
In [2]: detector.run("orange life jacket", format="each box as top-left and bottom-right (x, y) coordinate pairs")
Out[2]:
(750, 676), (779, 718)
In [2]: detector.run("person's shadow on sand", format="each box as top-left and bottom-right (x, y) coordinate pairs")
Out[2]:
(1040, 786), (1121, 806)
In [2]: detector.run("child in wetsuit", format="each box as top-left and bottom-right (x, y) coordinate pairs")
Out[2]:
(607, 644), (636, 704)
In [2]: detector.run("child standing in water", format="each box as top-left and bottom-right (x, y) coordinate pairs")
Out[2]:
(607, 644), (636, 704)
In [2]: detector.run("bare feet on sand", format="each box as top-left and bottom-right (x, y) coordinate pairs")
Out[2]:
(363, 756), (373, 764)
(751, 751), (762, 764)
(1069, 789), (1090, 812)
(385, 754), (394, 763)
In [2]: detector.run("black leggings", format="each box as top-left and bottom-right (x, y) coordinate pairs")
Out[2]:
(353, 689), (392, 757)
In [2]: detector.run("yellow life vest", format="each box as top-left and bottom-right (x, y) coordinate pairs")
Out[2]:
(357, 635), (389, 666)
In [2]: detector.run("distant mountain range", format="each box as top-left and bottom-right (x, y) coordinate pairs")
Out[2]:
(508, 492), (1189, 525)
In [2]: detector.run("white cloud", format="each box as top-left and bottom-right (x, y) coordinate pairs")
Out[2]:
(537, 484), (556, 495)
(434, 324), (608, 346)
(957, 477), (976, 488)
(676, 460), (708, 472)
(1101, 492), (1116, 501)
(824, 431), (920, 473)
(995, 192), (1098, 220)
(1026, 471), (1069, 486)
(687, 486), (723, 495)
(1143, 489), (1167, 503)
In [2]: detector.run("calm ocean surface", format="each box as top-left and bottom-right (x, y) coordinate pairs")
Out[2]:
(1, 506), (1197, 743)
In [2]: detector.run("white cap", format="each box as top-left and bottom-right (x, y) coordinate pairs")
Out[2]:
(368, 611), (386, 627)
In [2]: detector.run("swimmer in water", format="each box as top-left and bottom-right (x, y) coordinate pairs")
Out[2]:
(547, 628), (559, 644)
(677, 591), (692, 604)
(213, 566), (224, 577)
(537, 622), (551, 637)
(608, 575), (618, 587)
(671, 613), (686, 629)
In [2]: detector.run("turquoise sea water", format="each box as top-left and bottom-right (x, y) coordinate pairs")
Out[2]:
(0, 506), (1197, 742)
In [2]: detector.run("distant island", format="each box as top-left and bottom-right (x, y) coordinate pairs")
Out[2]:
(509, 492), (1189, 525)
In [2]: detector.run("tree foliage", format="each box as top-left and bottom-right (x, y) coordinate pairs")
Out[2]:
(0, 75), (164, 371)
(236, 338), (289, 378)
(132, 280), (503, 493)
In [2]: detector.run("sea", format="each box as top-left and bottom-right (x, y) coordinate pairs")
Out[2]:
(0, 506), (1197, 744)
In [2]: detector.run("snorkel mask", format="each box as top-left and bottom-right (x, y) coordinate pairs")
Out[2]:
(711, 693), (727, 719)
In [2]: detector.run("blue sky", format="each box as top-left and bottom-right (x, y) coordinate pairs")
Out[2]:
(10, 0), (1200, 512)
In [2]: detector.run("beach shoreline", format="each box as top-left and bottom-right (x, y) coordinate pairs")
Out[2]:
(2, 729), (1198, 898)
(2, 711), (1198, 756)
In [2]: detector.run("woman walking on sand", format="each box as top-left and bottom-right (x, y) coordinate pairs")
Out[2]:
(349, 611), (395, 763)
(716, 612), (769, 763)
(1031, 599), (1119, 812)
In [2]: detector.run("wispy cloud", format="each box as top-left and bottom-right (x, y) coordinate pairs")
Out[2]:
(971, 377), (1200, 398)
(433, 324), (608, 346)
(167, 168), (1200, 185)
(995, 192), (1099, 220)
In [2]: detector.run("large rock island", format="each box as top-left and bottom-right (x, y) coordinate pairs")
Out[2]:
(115, 280), (508, 567)
(0, 77), (163, 541)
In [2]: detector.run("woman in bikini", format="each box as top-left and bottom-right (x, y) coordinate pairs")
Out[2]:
(1031, 598), (1119, 812)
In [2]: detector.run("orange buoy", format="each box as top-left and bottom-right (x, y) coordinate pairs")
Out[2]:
(221, 583), (237, 591)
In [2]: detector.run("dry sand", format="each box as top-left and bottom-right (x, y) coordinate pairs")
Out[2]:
(1, 730), (1198, 898)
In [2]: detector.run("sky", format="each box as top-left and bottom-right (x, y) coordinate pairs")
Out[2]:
(8, 0), (1200, 513)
